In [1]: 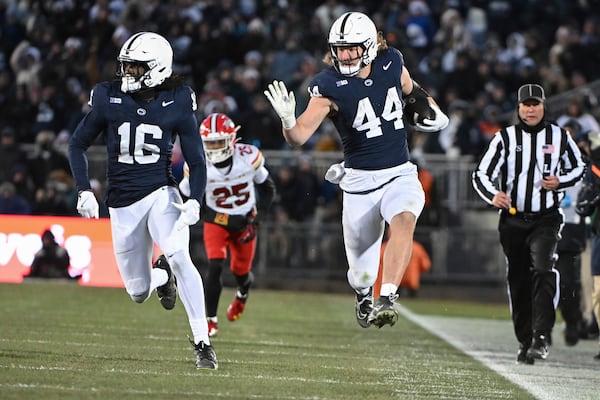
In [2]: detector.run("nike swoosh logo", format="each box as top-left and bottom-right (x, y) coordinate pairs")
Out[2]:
(162, 100), (174, 107)
(383, 61), (392, 70)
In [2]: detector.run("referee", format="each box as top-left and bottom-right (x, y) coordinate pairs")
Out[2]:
(472, 83), (585, 364)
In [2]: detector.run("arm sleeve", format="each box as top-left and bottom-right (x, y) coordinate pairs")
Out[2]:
(177, 114), (206, 204)
(68, 87), (106, 192)
(557, 131), (586, 189)
(255, 174), (276, 214)
(472, 133), (504, 206)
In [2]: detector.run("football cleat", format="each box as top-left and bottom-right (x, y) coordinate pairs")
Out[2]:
(190, 339), (218, 369)
(355, 288), (374, 328)
(207, 319), (219, 337)
(564, 324), (579, 346)
(154, 255), (176, 310)
(526, 335), (549, 360)
(227, 296), (246, 321)
(516, 343), (534, 365)
(369, 293), (399, 328)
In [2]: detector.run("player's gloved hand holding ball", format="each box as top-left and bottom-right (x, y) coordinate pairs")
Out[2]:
(402, 81), (449, 133)
(264, 80), (297, 129)
(77, 190), (99, 219)
(414, 102), (449, 132)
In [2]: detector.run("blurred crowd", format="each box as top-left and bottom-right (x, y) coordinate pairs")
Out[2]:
(2, 0), (600, 220)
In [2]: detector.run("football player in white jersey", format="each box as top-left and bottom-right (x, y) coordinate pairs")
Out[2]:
(264, 12), (448, 328)
(68, 32), (217, 369)
(179, 113), (276, 337)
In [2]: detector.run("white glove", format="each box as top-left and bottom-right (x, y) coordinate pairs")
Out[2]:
(414, 102), (449, 132)
(264, 80), (297, 129)
(325, 162), (345, 184)
(77, 190), (99, 219)
(172, 199), (200, 231)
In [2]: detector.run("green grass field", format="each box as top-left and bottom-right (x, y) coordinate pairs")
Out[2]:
(0, 282), (534, 400)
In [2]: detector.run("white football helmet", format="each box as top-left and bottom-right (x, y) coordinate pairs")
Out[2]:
(200, 113), (240, 164)
(117, 32), (173, 93)
(328, 12), (378, 76)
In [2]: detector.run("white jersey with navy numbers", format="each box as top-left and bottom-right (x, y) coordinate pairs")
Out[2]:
(308, 47), (410, 171)
(203, 143), (268, 217)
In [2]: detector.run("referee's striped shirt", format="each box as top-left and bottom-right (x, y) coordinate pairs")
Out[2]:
(472, 123), (585, 213)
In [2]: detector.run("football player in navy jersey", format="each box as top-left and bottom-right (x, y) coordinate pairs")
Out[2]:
(265, 12), (449, 329)
(68, 32), (217, 369)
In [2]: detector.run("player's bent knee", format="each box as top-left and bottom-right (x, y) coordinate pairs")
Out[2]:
(126, 278), (151, 303)
(130, 291), (149, 303)
(166, 250), (193, 274)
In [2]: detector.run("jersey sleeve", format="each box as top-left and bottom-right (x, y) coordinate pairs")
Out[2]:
(176, 86), (206, 204)
(250, 147), (269, 184)
(68, 84), (109, 192)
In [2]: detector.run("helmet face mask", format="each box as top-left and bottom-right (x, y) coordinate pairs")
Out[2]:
(200, 113), (240, 164)
(328, 12), (378, 76)
(117, 32), (173, 93)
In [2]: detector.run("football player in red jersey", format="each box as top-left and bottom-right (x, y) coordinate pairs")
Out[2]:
(68, 32), (216, 369)
(179, 113), (276, 337)
(265, 12), (448, 329)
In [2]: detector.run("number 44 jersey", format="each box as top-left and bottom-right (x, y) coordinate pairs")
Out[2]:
(69, 80), (206, 208)
(308, 47), (410, 171)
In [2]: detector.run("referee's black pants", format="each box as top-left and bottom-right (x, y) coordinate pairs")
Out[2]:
(499, 209), (562, 347)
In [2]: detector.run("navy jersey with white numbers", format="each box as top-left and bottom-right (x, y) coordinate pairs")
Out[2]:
(69, 80), (206, 208)
(308, 47), (409, 170)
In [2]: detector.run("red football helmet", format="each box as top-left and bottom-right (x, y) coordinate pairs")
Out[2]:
(199, 113), (240, 164)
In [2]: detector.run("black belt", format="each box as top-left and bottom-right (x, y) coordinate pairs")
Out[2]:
(505, 207), (558, 222)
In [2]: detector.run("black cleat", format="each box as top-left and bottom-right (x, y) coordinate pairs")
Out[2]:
(355, 288), (374, 328)
(527, 335), (549, 360)
(369, 294), (399, 328)
(564, 324), (579, 346)
(190, 339), (218, 369)
(516, 343), (534, 365)
(154, 255), (176, 310)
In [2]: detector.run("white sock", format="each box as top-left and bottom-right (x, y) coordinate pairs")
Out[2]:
(190, 318), (210, 345)
(380, 283), (398, 297)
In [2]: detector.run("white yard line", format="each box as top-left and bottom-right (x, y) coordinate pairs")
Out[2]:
(398, 304), (600, 400)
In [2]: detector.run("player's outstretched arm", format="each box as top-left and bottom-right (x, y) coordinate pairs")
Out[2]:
(264, 80), (329, 146)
